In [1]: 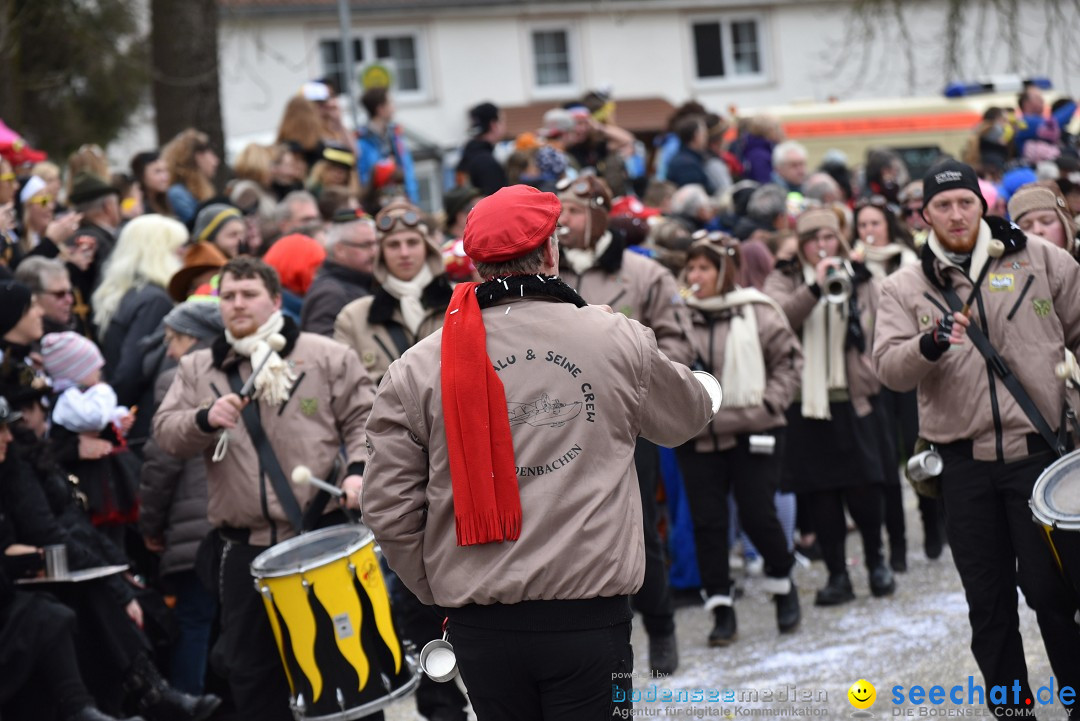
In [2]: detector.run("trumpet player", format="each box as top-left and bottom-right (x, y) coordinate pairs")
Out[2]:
(764, 207), (896, 606)
(677, 232), (803, 645)
(873, 159), (1080, 718)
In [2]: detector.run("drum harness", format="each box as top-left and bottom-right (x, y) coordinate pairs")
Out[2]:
(922, 228), (1078, 461)
(225, 365), (338, 542)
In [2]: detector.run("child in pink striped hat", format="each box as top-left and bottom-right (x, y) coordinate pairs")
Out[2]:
(41, 331), (135, 436)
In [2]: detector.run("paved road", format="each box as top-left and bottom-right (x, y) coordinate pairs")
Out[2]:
(378, 484), (1071, 720)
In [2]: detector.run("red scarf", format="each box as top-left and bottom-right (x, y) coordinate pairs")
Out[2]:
(441, 283), (522, 546)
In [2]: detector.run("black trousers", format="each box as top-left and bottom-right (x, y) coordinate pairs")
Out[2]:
(449, 620), (633, 721)
(939, 447), (1080, 717)
(631, 439), (675, 636)
(1, 592), (93, 721)
(806, 485), (885, 577)
(676, 436), (795, 598)
(46, 579), (151, 714)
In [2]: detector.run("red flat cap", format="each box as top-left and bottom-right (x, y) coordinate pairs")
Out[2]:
(463, 185), (561, 263)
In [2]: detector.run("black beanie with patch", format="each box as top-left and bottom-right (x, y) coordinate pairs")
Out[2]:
(921, 159), (987, 215)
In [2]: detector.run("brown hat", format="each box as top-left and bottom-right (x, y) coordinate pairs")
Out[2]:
(168, 242), (228, 302)
(1007, 183), (1077, 252)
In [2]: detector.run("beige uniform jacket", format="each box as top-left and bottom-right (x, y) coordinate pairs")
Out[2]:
(873, 223), (1080, 462)
(763, 261), (882, 416)
(152, 323), (375, 546)
(687, 303), (803, 452)
(559, 236), (695, 366)
(361, 296), (714, 608)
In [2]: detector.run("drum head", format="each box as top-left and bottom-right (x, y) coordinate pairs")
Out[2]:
(1031, 451), (1080, 531)
(250, 524), (374, 578)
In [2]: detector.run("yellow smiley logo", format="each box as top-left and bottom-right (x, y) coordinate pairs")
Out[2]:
(848, 679), (876, 710)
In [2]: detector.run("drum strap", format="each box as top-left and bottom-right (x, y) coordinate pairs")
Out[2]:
(939, 285), (1067, 458)
(226, 365), (306, 533)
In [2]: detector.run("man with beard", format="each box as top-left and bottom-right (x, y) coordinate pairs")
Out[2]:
(873, 159), (1080, 719)
(153, 256), (375, 721)
(555, 174), (694, 675)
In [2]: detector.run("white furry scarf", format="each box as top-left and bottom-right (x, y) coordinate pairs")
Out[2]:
(224, 311), (297, 406)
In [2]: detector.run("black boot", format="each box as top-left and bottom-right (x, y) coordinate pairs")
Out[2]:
(814, 572), (855, 606)
(889, 541), (907, 573)
(67, 707), (147, 721)
(123, 654), (222, 721)
(648, 631), (679, 675)
(774, 583), (801, 633)
(706, 603), (737, 647)
(869, 563), (896, 597)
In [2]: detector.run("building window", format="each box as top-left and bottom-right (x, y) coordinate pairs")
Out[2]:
(319, 31), (424, 99)
(375, 35), (419, 92)
(691, 17), (765, 82)
(532, 29), (572, 87)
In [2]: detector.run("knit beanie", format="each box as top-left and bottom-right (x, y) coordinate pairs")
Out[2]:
(0, 281), (33, 337)
(163, 301), (224, 342)
(262, 233), (326, 295)
(192, 203), (243, 244)
(921, 159), (987, 215)
(1007, 184), (1077, 243)
(41, 331), (104, 390)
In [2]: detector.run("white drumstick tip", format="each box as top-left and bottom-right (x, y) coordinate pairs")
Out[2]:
(268, 333), (286, 352)
(292, 465), (312, 485)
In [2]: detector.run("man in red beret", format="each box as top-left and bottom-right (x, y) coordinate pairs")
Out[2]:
(360, 184), (718, 719)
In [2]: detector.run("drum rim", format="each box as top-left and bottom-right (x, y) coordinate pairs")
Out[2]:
(1030, 451), (1080, 530)
(289, 656), (420, 721)
(250, 524), (375, 578)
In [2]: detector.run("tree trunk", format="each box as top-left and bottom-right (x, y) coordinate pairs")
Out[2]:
(151, 0), (225, 185)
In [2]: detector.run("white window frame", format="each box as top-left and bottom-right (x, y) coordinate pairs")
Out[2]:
(686, 12), (770, 89)
(525, 23), (580, 99)
(317, 24), (432, 106)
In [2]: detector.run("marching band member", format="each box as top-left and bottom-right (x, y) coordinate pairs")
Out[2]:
(153, 256), (374, 721)
(764, 207), (896, 606)
(676, 231), (803, 645)
(874, 159), (1080, 718)
(361, 185), (715, 719)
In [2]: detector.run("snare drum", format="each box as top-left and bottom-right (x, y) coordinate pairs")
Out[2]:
(1030, 451), (1080, 600)
(250, 525), (419, 720)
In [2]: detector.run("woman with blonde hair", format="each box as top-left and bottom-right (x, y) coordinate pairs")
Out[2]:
(92, 214), (186, 445)
(161, 129), (219, 224)
(231, 143), (274, 191)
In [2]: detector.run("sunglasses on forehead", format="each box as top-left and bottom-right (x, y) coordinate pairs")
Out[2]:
(376, 208), (422, 233)
(0, 173), (15, 182)
(27, 195), (54, 207)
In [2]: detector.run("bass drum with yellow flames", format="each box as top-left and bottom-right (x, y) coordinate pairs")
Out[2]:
(250, 524), (419, 720)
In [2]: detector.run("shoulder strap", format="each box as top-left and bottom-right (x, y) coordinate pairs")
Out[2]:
(937, 286), (1066, 457)
(226, 365), (307, 532)
(384, 320), (413, 357)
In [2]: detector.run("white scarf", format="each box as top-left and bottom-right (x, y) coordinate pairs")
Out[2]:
(224, 311), (297, 406)
(381, 264), (433, 335)
(687, 287), (788, 408)
(927, 219), (991, 281)
(800, 263), (848, 420)
(857, 241), (916, 280)
(562, 230), (614, 275)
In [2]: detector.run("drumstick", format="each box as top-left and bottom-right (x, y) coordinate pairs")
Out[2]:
(291, 465), (344, 497)
(960, 240), (1006, 316)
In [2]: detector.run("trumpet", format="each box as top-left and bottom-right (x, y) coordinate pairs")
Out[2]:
(818, 250), (852, 305)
